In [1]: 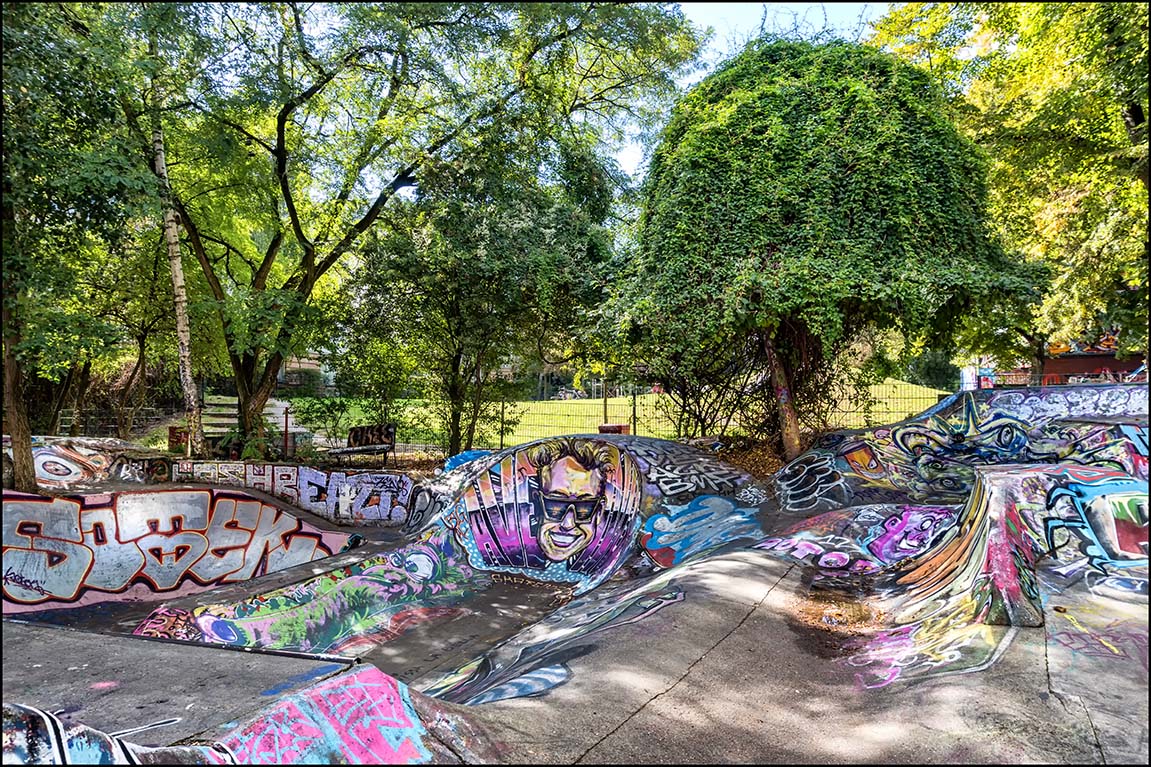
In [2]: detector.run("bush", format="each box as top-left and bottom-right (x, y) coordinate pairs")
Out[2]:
(290, 397), (354, 441)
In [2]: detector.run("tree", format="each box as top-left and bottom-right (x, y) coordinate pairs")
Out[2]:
(950, 257), (1052, 385)
(870, 2), (1149, 359)
(621, 38), (1028, 460)
(77, 225), (183, 439)
(3, 3), (152, 490)
(142, 7), (208, 457)
(80, 2), (703, 455)
(340, 130), (617, 455)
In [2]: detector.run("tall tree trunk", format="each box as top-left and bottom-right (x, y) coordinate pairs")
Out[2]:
(237, 363), (282, 454)
(446, 351), (465, 456)
(69, 358), (92, 437)
(149, 34), (205, 458)
(2, 183), (37, 491)
(116, 335), (148, 439)
(464, 363), (485, 452)
(764, 333), (802, 461)
(2, 303), (38, 493)
(602, 373), (609, 424)
(47, 362), (78, 435)
(1020, 330), (1048, 386)
(1029, 354), (1045, 387)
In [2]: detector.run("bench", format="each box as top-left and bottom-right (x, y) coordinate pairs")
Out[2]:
(327, 423), (397, 466)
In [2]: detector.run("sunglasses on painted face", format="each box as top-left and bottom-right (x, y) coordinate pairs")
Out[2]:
(537, 495), (603, 524)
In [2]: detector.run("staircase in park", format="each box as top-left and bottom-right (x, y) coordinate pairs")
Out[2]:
(195, 395), (311, 457)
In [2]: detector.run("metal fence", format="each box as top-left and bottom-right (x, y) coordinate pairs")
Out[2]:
(452, 378), (953, 453)
(57, 407), (182, 439)
(50, 372), (1144, 458)
(426, 373), (1144, 454)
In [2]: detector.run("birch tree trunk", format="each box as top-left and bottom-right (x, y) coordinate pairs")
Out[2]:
(149, 34), (205, 458)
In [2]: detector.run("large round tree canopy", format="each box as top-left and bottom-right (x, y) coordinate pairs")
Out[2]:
(629, 39), (1021, 364)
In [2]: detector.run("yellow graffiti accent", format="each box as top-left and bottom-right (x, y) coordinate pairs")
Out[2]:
(1064, 614), (1122, 655)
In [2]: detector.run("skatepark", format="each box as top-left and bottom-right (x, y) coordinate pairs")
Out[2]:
(2, 383), (1147, 764)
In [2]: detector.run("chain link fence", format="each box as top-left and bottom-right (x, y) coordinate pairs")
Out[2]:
(52, 372), (1143, 459)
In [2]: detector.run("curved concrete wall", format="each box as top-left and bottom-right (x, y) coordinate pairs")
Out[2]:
(2, 438), (417, 528)
(2, 662), (497, 765)
(775, 385), (1147, 514)
(2, 488), (355, 614)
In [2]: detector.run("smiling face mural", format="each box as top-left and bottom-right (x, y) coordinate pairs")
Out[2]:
(532, 448), (607, 562)
(452, 438), (643, 592)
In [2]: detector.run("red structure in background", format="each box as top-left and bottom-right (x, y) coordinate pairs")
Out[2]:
(1000, 329), (1146, 386)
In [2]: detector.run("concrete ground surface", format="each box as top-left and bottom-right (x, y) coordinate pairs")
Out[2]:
(4, 548), (1145, 763)
(3, 385), (1147, 764)
(463, 551), (1142, 765)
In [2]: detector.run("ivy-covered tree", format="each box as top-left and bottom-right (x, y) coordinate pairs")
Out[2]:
(620, 38), (1032, 459)
(871, 2), (1149, 359)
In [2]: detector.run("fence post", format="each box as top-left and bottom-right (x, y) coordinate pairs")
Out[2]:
(631, 388), (637, 435)
(603, 379), (608, 425)
(499, 399), (505, 450)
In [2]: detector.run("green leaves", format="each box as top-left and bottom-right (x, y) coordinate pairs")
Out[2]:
(871, 2), (1149, 357)
(3, 3), (159, 381)
(618, 37), (1017, 437)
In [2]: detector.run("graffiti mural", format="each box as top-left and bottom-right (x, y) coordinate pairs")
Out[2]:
(4, 385), (1148, 757)
(862, 505), (959, 564)
(3, 665), (467, 765)
(775, 452), (852, 514)
(981, 385), (1147, 424)
(614, 435), (753, 499)
(748, 503), (960, 577)
(1, 702), (235, 764)
(217, 665), (433, 763)
(133, 527), (481, 655)
(2, 439), (420, 527)
(1044, 475), (1149, 572)
(450, 438), (644, 593)
(641, 495), (763, 567)
(1, 436), (177, 490)
(418, 570), (685, 705)
(840, 464), (1148, 687)
(778, 387), (1148, 514)
(171, 462), (415, 527)
(403, 486), (454, 536)
(2, 489), (352, 613)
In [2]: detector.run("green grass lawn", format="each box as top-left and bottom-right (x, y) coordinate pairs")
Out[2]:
(318, 377), (951, 449)
(824, 378), (952, 430)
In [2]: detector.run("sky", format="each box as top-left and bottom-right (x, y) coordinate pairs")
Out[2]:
(615, 2), (888, 177)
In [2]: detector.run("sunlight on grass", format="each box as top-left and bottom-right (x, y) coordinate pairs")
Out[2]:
(336, 378), (951, 450)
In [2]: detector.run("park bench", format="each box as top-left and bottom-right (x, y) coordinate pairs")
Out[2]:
(327, 423), (397, 467)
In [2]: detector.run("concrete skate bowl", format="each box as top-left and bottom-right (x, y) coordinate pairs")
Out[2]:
(2, 384), (1147, 763)
(1, 487), (368, 619)
(2, 439), (419, 620)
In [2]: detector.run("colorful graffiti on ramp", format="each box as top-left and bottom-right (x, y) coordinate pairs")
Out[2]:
(2, 384), (1147, 762)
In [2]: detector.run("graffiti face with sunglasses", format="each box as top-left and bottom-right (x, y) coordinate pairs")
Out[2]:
(534, 454), (606, 562)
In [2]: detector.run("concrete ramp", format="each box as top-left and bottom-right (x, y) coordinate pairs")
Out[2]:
(1, 623), (498, 764)
(2, 488), (357, 615)
(775, 384), (1146, 513)
(4, 385), (1148, 763)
